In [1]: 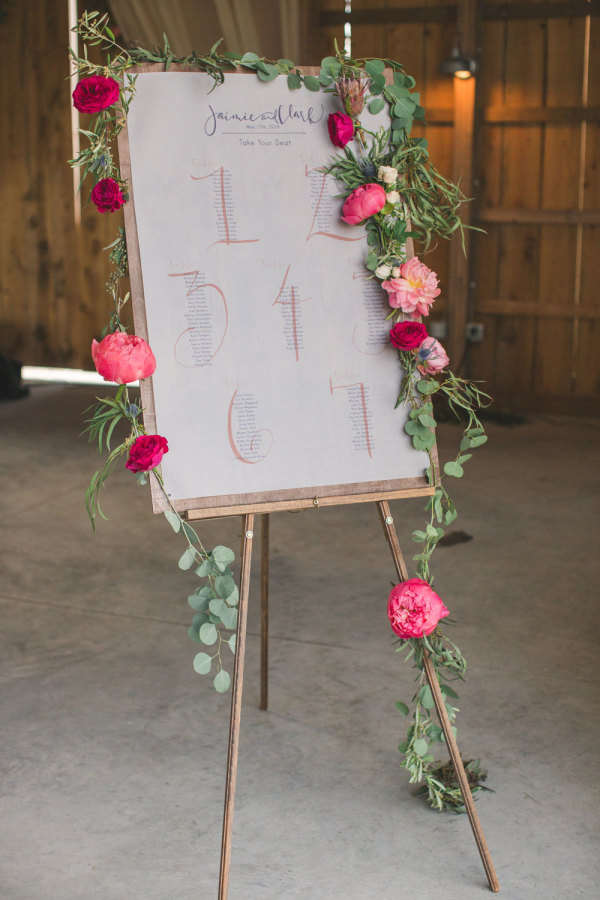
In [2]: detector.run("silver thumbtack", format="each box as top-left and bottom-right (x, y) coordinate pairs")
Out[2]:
(385, 516), (393, 525)
(245, 530), (254, 539)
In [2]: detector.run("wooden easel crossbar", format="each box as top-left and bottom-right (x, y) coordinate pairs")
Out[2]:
(196, 498), (500, 898)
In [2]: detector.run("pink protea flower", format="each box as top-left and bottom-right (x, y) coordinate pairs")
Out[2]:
(416, 337), (450, 374)
(341, 183), (387, 225)
(91, 332), (156, 384)
(387, 579), (449, 639)
(382, 257), (441, 318)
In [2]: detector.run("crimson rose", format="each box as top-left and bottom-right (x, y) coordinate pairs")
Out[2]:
(327, 112), (354, 148)
(126, 435), (169, 473)
(91, 178), (125, 213)
(390, 321), (428, 350)
(72, 75), (120, 113)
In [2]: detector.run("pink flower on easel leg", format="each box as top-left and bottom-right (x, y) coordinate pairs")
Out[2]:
(91, 332), (156, 384)
(387, 579), (449, 639)
(126, 435), (169, 473)
(91, 178), (126, 213)
(416, 337), (450, 375)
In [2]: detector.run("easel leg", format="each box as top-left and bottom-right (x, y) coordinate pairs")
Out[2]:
(376, 500), (500, 893)
(260, 513), (269, 711)
(218, 513), (255, 900)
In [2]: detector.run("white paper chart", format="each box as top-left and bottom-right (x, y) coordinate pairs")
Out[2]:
(123, 71), (429, 510)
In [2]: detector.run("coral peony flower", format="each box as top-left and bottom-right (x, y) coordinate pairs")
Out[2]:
(341, 183), (387, 225)
(72, 75), (120, 114)
(126, 434), (169, 473)
(328, 112), (354, 148)
(91, 178), (126, 213)
(91, 332), (156, 384)
(416, 337), (449, 374)
(390, 321), (428, 350)
(378, 165), (398, 185)
(381, 257), (441, 318)
(387, 579), (449, 639)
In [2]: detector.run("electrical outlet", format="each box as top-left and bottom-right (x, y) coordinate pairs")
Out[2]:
(466, 322), (485, 342)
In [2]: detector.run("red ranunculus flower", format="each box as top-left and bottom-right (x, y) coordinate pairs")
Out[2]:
(91, 332), (156, 384)
(387, 579), (449, 639)
(341, 183), (387, 225)
(72, 75), (120, 113)
(390, 321), (428, 350)
(91, 178), (125, 213)
(327, 112), (354, 148)
(126, 434), (169, 473)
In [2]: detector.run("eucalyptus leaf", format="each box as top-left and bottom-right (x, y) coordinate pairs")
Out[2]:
(444, 461), (464, 478)
(212, 545), (235, 572)
(228, 634), (236, 654)
(220, 606), (238, 630)
(199, 623), (218, 645)
(303, 75), (320, 92)
(209, 597), (227, 618)
(178, 547), (197, 570)
(193, 652), (212, 674)
(368, 97), (385, 115)
(420, 685), (435, 709)
(395, 701), (410, 716)
(214, 669), (231, 692)
(413, 738), (429, 757)
(164, 509), (181, 533)
(287, 72), (302, 90)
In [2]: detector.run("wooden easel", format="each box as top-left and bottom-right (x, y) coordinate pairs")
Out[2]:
(214, 499), (500, 898)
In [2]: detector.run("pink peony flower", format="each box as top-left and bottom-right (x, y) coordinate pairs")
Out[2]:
(387, 579), (449, 639)
(381, 257), (441, 318)
(341, 183), (387, 225)
(416, 337), (449, 374)
(328, 112), (354, 148)
(390, 321), (428, 350)
(72, 75), (120, 114)
(126, 434), (169, 473)
(91, 178), (126, 213)
(91, 332), (156, 384)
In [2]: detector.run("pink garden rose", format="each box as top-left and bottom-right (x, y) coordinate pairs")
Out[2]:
(387, 579), (449, 639)
(91, 178), (126, 213)
(341, 183), (387, 225)
(91, 332), (156, 384)
(416, 337), (450, 375)
(125, 434), (169, 473)
(382, 257), (441, 318)
(390, 321), (428, 351)
(328, 112), (354, 148)
(72, 75), (120, 114)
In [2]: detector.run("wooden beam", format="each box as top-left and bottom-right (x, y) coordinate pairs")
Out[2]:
(478, 207), (600, 224)
(320, 0), (600, 26)
(475, 300), (600, 319)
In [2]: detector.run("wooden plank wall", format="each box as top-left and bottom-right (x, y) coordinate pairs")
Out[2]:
(0, 0), (119, 370)
(319, 0), (600, 415)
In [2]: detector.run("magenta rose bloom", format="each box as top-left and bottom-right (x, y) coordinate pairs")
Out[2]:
(91, 178), (126, 213)
(416, 337), (450, 375)
(382, 257), (441, 318)
(91, 332), (156, 384)
(390, 321), (428, 350)
(387, 579), (450, 639)
(328, 112), (354, 148)
(341, 183), (387, 225)
(126, 435), (169, 473)
(72, 75), (120, 113)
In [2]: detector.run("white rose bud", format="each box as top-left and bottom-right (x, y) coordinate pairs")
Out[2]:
(386, 190), (401, 205)
(392, 267), (401, 277)
(378, 165), (398, 185)
(375, 264), (392, 279)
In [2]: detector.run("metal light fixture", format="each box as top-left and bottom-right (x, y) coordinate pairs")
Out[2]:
(441, 39), (477, 79)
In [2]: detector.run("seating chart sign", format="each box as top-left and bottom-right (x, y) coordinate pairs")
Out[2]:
(120, 69), (431, 514)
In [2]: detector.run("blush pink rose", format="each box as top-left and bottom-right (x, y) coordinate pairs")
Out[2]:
(125, 434), (169, 473)
(91, 177), (126, 213)
(328, 112), (354, 147)
(72, 75), (120, 113)
(387, 579), (450, 639)
(416, 337), (450, 374)
(341, 183), (387, 225)
(381, 257), (441, 318)
(91, 332), (156, 384)
(390, 321), (428, 350)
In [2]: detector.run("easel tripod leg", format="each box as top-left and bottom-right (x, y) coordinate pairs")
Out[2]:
(375, 500), (499, 893)
(218, 513), (255, 900)
(260, 513), (269, 711)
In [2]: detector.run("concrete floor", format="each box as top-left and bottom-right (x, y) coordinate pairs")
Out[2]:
(1, 384), (599, 899)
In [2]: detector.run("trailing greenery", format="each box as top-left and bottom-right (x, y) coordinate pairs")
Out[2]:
(71, 12), (492, 807)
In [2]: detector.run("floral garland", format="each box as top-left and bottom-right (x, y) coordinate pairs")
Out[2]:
(70, 13), (491, 811)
